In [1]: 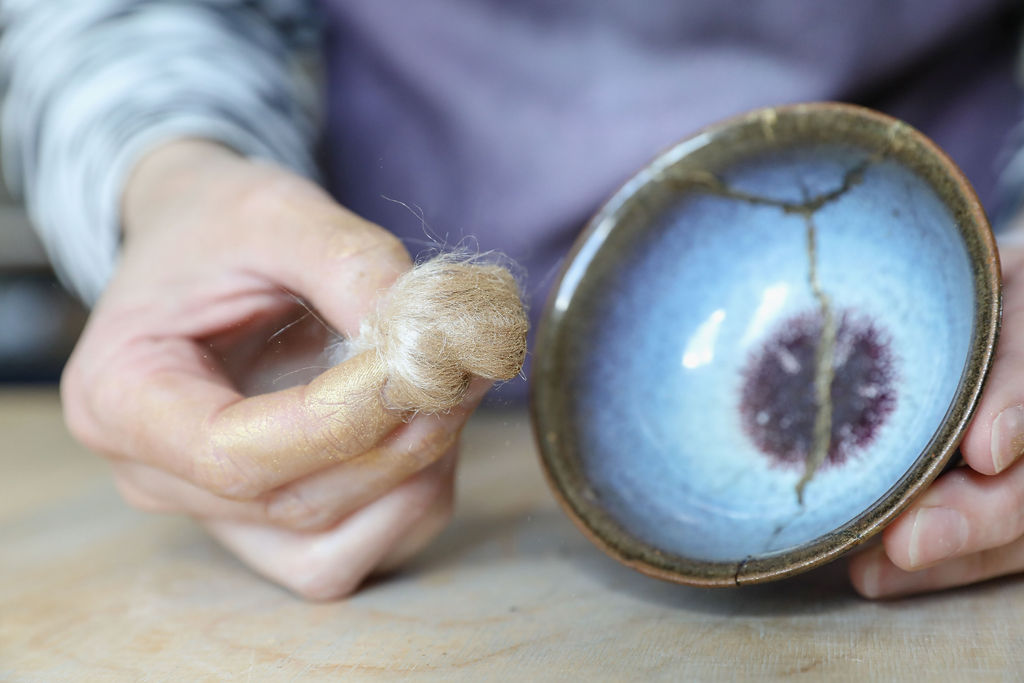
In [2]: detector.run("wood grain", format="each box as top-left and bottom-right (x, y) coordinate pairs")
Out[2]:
(2, 388), (1023, 681)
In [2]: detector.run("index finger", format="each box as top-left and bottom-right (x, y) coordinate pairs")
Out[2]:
(105, 346), (406, 499)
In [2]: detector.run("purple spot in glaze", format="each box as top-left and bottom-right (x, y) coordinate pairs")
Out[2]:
(739, 309), (897, 469)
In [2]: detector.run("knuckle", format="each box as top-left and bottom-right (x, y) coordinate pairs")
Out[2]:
(375, 231), (410, 264)
(323, 222), (410, 271)
(265, 489), (328, 530)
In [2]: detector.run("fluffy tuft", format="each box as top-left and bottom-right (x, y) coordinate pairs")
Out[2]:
(353, 254), (528, 413)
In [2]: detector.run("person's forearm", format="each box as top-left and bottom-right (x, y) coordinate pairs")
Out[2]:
(0, 0), (321, 305)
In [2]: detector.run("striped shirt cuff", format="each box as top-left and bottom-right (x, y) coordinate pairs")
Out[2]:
(1, 0), (319, 304)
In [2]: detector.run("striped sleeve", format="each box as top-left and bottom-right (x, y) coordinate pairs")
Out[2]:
(0, 0), (322, 304)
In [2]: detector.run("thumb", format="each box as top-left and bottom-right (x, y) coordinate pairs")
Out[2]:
(244, 179), (413, 338)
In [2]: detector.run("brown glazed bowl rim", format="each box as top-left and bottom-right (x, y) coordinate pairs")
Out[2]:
(529, 102), (1002, 586)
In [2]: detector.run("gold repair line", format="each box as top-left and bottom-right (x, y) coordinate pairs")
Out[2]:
(670, 160), (870, 503)
(795, 214), (837, 504)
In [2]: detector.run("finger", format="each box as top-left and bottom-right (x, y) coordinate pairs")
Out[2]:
(204, 452), (455, 600)
(111, 175), (411, 346)
(849, 538), (1024, 599)
(109, 391), (479, 529)
(262, 388), (482, 529)
(66, 200), (424, 498)
(960, 243), (1024, 475)
(878, 462), (1024, 570)
(80, 347), (405, 500)
(238, 185), (412, 337)
(376, 451), (457, 572)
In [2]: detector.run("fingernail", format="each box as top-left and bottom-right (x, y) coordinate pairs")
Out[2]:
(857, 556), (882, 599)
(991, 405), (1024, 473)
(908, 507), (968, 568)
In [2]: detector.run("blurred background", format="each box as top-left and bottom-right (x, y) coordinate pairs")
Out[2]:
(0, 155), (87, 383)
(0, 3), (1020, 387)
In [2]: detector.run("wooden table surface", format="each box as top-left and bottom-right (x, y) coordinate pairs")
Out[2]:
(3, 387), (1023, 681)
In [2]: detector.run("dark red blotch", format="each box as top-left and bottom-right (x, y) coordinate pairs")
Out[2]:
(739, 309), (897, 469)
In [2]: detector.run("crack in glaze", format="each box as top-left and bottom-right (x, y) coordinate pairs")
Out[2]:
(734, 555), (751, 585)
(672, 160), (870, 218)
(669, 159), (872, 503)
(797, 214), (836, 504)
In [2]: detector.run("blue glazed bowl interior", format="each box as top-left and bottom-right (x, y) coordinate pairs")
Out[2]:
(534, 107), (997, 581)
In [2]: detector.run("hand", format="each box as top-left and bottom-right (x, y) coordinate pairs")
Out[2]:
(849, 221), (1024, 598)
(62, 140), (480, 599)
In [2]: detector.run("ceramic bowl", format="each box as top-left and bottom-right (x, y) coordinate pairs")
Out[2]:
(531, 103), (1001, 586)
